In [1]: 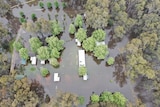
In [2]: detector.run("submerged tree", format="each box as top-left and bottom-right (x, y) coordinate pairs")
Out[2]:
(69, 24), (76, 34)
(37, 46), (50, 60)
(75, 28), (87, 42)
(78, 66), (87, 76)
(74, 14), (83, 28)
(50, 48), (60, 59)
(19, 48), (29, 60)
(91, 94), (99, 103)
(82, 37), (96, 52)
(29, 37), (42, 53)
(93, 45), (109, 60)
(49, 58), (59, 67)
(50, 20), (63, 36)
(13, 41), (23, 51)
(40, 67), (49, 77)
(92, 29), (106, 42)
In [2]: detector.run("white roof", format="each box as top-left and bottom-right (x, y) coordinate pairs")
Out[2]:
(78, 50), (86, 67)
(41, 60), (45, 64)
(54, 73), (60, 82)
(83, 74), (88, 80)
(31, 56), (36, 65)
(96, 41), (105, 46)
(75, 39), (81, 46)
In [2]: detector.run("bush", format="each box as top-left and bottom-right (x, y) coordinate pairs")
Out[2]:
(49, 58), (59, 67)
(47, 2), (52, 9)
(40, 67), (49, 77)
(78, 96), (85, 105)
(54, 0), (59, 9)
(62, 2), (67, 8)
(39, 2), (44, 8)
(74, 14), (83, 28)
(78, 66), (87, 76)
(91, 94), (99, 103)
(31, 13), (36, 20)
(19, 11), (24, 17)
(13, 41), (23, 51)
(19, 17), (26, 23)
(19, 48), (29, 60)
(107, 57), (115, 65)
(92, 29), (106, 42)
(69, 24), (76, 34)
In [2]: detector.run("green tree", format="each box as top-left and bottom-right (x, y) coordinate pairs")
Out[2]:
(82, 37), (96, 52)
(75, 28), (87, 42)
(46, 36), (64, 51)
(92, 29), (106, 42)
(93, 45), (109, 60)
(13, 41), (23, 51)
(19, 48), (29, 60)
(78, 96), (85, 105)
(40, 67), (49, 77)
(74, 14), (83, 28)
(113, 92), (127, 107)
(39, 2), (44, 8)
(69, 24), (76, 34)
(31, 13), (36, 20)
(47, 2), (52, 9)
(85, 0), (109, 29)
(54, 0), (59, 9)
(29, 37), (42, 53)
(91, 94), (99, 103)
(49, 58), (59, 67)
(113, 26), (126, 39)
(37, 46), (50, 60)
(78, 66), (87, 76)
(107, 57), (115, 65)
(50, 48), (60, 58)
(50, 20), (63, 36)
(19, 17), (26, 24)
(100, 91), (113, 102)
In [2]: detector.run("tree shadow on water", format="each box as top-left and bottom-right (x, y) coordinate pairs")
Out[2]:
(113, 54), (128, 87)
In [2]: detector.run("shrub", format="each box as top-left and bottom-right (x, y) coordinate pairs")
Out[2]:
(54, 0), (59, 9)
(91, 94), (99, 103)
(78, 96), (85, 105)
(19, 48), (29, 60)
(13, 41), (23, 51)
(92, 29), (106, 42)
(47, 2), (52, 9)
(62, 2), (67, 8)
(31, 13), (36, 20)
(49, 58), (59, 67)
(19, 11), (24, 17)
(40, 67), (49, 77)
(39, 2), (44, 8)
(69, 24), (76, 34)
(74, 14), (83, 28)
(78, 66), (87, 76)
(107, 57), (115, 65)
(19, 17), (26, 23)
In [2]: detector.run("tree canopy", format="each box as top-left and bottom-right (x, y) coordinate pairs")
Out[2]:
(69, 24), (76, 34)
(50, 20), (63, 36)
(13, 41), (23, 51)
(91, 29), (106, 42)
(91, 94), (99, 103)
(29, 37), (42, 53)
(82, 37), (96, 52)
(19, 48), (29, 60)
(49, 58), (59, 67)
(37, 46), (50, 60)
(74, 14), (83, 28)
(75, 28), (87, 42)
(78, 66), (87, 76)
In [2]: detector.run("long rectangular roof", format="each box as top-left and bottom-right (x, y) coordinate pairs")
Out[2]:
(78, 50), (86, 67)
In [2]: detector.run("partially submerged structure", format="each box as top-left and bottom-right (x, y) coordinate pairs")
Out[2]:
(30, 56), (37, 65)
(54, 73), (60, 82)
(75, 39), (81, 46)
(40, 60), (45, 64)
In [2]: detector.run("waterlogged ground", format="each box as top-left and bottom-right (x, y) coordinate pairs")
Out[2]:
(11, 0), (137, 106)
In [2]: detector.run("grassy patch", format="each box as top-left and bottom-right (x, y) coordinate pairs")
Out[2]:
(9, 38), (15, 53)
(30, 66), (36, 71)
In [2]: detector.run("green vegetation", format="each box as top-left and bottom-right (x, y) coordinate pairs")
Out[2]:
(19, 11), (24, 17)
(78, 96), (85, 105)
(39, 2), (44, 8)
(69, 24), (76, 34)
(31, 13), (36, 20)
(78, 66), (87, 76)
(40, 67), (49, 77)
(93, 45), (109, 60)
(13, 41), (23, 51)
(74, 14), (83, 28)
(92, 29), (106, 42)
(47, 2), (52, 9)
(30, 66), (36, 71)
(29, 37), (42, 53)
(50, 20), (63, 36)
(49, 58), (59, 67)
(107, 57), (115, 65)
(82, 37), (96, 52)
(62, 2), (67, 8)
(50, 48), (60, 59)
(91, 94), (99, 103)
(37, 46), (50, 60)
(19, 48), (29, 60)
(9, 38), (15, 53)
(46, 36), (64, 51)
(54, 0), (59, 9)
(75, 28), (87, 42)
(19, 17), (26, 24)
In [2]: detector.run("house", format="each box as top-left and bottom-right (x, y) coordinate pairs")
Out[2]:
(21, 58), (26, 65)
(30, 56), (37, 65)
(54, 73), (60, 82)
(78, 50), (86, 67)
(96, 41), (105, 46)
(40, 60), (45, 64)
(75, 39), (81, 46)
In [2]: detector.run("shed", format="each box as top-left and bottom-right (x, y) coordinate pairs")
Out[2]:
(54, 73), (60, 82)
(96, 41), (105, 46)
(30, 56), (36, 65)
(78, 50), (86, 67)
(75, 39), (81, 46)
(83, 74), (88, 80)
(41, 60), (45, 64)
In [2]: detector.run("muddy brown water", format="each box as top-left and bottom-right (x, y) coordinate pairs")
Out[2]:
(11, 0), (138, 106)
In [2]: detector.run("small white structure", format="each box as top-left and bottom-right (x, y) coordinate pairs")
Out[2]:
(83, 74), (88, 80)
(75, 39), (81, 46)
(30, 56), (37, 65)
(54, 73), (60, 82)
(78, 50), (86, 67)
(96, 41), (105, 46)
(40, 60), (45, 64)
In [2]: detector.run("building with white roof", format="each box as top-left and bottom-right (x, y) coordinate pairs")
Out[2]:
(30, 56), (37, 65)
(54, 73), (60, 82)
(78, 50), (86, 67)
(40, 60), (45, 64)
(83, 74), (88, 80)
(75, 39), (81, 46)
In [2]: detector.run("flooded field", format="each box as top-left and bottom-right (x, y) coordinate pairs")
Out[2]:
(10, 0), (137, 106)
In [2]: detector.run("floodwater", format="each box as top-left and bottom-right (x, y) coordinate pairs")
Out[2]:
(11, 0), (137, 106)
